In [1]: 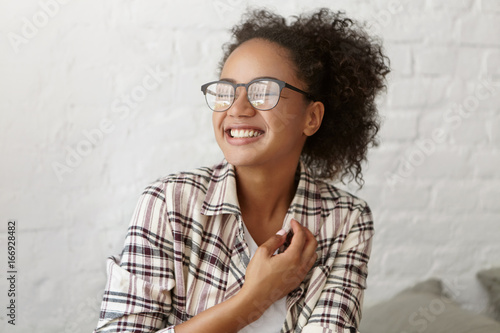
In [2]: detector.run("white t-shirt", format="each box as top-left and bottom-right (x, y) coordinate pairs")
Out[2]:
(239, 224), (287, 333)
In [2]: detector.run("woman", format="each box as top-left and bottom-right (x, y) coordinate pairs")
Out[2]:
(94, 8), (389, 333)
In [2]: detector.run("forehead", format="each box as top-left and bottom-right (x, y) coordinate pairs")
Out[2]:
(220, 38), (299, 84)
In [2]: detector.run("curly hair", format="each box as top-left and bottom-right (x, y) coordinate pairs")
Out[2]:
(219, 8), (390, 186)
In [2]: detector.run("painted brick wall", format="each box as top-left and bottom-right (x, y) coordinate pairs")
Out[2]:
(0, 0), (499, 331)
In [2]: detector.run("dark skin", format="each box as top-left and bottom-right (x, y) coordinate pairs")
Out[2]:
(236, 165), (297, 246)
(176, 38), (324, 333)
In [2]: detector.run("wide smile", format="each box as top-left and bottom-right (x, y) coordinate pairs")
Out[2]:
(224, 127), (265, 145)
(228, 128), (264, 138)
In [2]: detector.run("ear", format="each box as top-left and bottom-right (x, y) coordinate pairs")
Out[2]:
(303, 101), (325, 136)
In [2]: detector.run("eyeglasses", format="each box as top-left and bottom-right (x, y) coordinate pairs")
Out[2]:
(200, 78), (314, 112)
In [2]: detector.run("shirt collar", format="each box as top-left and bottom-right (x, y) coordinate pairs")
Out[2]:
(200, 160), (339, 235)
(200, 160), (241, 216)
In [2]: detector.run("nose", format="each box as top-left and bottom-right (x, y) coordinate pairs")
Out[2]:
(227, 86), (256, 117)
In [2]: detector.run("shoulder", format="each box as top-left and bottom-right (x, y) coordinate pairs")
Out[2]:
(146, 163), (220, 196)
(138, 161), (233, 213)
(314, 181), (374, 251)
(315, 179), (371, 216)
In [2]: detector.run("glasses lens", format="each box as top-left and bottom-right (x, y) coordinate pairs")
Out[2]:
(248, 80), (280, 110)
(205, 82), (233, 111)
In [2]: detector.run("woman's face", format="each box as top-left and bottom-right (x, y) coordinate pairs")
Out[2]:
(212, 38), (319, 171)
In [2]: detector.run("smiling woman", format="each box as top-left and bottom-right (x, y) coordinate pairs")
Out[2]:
(210, 38), (323, 178)
(94, 7), (389, 333)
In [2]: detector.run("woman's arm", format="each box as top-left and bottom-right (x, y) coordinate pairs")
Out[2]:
(94, 182), (177, 333)
(301, 203), (374, 333)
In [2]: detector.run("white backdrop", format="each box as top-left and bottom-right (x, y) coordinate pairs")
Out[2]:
(1, 0), (499, 332)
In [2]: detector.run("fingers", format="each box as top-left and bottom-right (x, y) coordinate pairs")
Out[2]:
(258, 228), (287, 256)
(260, 219), (318, 271)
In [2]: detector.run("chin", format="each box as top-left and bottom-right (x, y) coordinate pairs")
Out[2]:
(218, 144), (259, 167)
(223, 155), (256, 168)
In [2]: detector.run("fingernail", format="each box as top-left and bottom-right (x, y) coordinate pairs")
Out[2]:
(276, 229), (286, 236)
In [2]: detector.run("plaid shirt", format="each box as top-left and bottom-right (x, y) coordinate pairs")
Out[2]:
(94, 160), (374, 333)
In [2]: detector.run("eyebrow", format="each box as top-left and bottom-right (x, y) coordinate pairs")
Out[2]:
(218, 76), (280, 83)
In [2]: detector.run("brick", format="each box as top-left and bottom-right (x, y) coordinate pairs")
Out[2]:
(439, 78), (500, 122)
(380, 246), (435, 276)
(397, 0), (426, 12)
(364, 276), (415, 306)
(379, 111), (418, 141)
(354, 183), (384, 213)
(447, 79), (468, 103)
(380, 12), (455, 44)
(460, 15), (500, 46)
(448, 118), (489, 145)
(376, 14), (423, 42)
(464, 77), (500, 111)
(388, 77), (450, 108)
(481, 0), (500, 13)
(480, 186), (500, 212)
(429, 0), (475, 10)
(414, 46), (458, 76)
(363, 0), (407, 35)
(361, 148), (402, 190)
(488, 118), (500, 145)
(431, 182), (480, 212)
(452, 214), (500, 248)
(371, 0), (416, 12)
(131, 1), (221, 28)
(65, 65), (115, 106)
(416, 108), (452, 144)
(412, 148), (473, 179)
(432, 247), (477, 275)
(485, 51), (500, 85)
(0, 63), (39, 103)
(381, 184), (431, 209)
(365, 147), (404, 187)
(175, 31), (204, 68)
(384, 43), (412, 76)
(382, 215), (454, 245)
(456, 48), (487, 80)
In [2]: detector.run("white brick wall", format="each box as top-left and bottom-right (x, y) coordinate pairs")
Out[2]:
(0, 0), (499, 331)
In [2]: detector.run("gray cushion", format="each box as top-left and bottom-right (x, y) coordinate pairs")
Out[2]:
(477, 267), (500, 320)
(359, 278), (500, 333)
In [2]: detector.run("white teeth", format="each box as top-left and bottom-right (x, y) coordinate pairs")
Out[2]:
(230, 129), (263, 138)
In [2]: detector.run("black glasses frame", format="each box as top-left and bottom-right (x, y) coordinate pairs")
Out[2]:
(200, 78), (315, 112)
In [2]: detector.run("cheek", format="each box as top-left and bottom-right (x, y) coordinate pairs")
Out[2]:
(212, 113), (224, 132)
(265, 108), (304, 135)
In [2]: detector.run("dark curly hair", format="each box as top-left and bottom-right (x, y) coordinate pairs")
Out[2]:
(219, 8), (390, 186)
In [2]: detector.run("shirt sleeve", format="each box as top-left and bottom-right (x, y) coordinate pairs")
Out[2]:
(94, 182), (177, 333)
(302, 202), (374, 333)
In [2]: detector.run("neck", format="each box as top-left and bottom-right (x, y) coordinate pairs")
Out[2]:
(235, 161), (299, 225)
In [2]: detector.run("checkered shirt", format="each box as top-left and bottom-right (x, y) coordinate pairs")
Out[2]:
(94, 160), (374, 333)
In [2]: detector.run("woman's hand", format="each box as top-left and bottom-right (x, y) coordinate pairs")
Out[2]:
(240, 219), (318, 311)
(174, 219), (317, 333)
